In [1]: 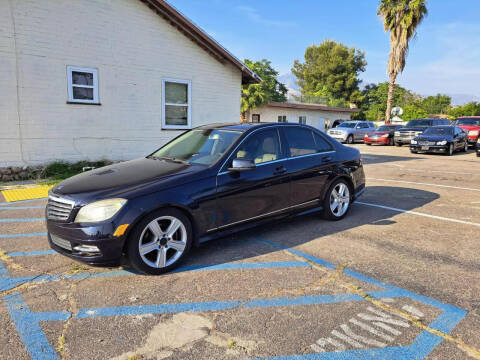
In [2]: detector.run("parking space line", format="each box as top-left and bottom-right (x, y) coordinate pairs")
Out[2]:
(8, 250), (57, 257)
(355, 201), (480, 227)
(0, 232), (47, 239)
(0, 218), (44, 223)
(367, 177), (480, 192)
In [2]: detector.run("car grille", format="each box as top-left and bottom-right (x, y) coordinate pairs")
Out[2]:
(329, 130), (344, 135)
(418, 141), (436, 146)
(398, 131), (417, 138)
(47, 196), (74, 221)
(50, 234), (72, 251)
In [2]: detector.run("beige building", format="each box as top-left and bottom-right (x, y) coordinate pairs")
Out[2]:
(246, 102), (359, 131)
(0, 0), (259, 167)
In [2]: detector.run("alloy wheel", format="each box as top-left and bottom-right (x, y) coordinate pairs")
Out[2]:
(329, 183), (350, 217)
(138, 216), (187, 268)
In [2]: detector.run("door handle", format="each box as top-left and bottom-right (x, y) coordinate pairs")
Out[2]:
(321, 155), (332, 163)
(273, 166), (286, 175)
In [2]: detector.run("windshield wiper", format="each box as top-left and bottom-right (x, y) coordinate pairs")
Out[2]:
(148, 155), (189, 165)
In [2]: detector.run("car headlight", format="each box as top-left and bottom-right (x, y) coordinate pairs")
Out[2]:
(415, 131), (423, 136)
(469, 130), (479, 136)
(411, 139), (417, 144)
(75, 198), (127, 223)
(437, 140), (447, 146)
(381, 133), (389, 138)
(394, 131), (400, 136)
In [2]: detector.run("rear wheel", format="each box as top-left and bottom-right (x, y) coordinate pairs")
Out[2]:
(322, 179), (352, 221)
(127, 208), (192, 275)
(366, 143), (371, 146)
(346, 135), (354, 144)
(395, 142), (402, 147)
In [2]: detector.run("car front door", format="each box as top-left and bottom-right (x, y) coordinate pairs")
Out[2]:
(215, 128), (290, 229)
(454, 126), (467, 149)
(355, 122), (369, 141)
(281, 126), (336, 210)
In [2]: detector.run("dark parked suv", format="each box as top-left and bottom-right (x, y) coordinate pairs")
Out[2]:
(47, 123), (365, 274)
(394, 118), (451, 146)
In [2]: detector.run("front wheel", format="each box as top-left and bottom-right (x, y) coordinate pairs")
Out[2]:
(127, 208), (192, 275)
(462, 142), (468, 152)
(395, 142), (402, 147)
(446, 143), (454, 156)
(322, 179), (352, 221)
(346, 135), (354, 144)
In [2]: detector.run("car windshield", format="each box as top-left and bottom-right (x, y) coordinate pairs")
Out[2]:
(337, 122), (357, 128)
(453, 118), (480, 126)
(150, 129), (242, 166)
(423, 127), (453, 136)
(377, 126), (396, 131)
(407, 119), (433, 127)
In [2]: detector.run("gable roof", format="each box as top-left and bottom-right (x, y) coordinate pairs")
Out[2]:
(140, 0), (261, 84)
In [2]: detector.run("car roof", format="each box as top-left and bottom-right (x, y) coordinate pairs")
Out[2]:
(195, 122), (318, 132)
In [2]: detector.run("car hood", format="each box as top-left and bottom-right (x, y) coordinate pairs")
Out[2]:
(416, 135), (453, 142)
(458, 125), (480, 131)
(367, 131), (389, 136)
(51, 158), (202, 199)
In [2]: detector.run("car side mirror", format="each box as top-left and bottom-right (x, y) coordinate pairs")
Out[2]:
(228, 158), (256, 172)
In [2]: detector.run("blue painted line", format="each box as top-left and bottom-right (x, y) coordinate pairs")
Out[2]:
(8, 250), (57, 257)
(0, 232), (47, 239)
(0, 198), (47, 206)
(77, 299), (242, 319)
(2, 292), (59, 360)
(0, 218), (44, 223)
(0, 206), (45, 210)
(172, 261), (310, 273)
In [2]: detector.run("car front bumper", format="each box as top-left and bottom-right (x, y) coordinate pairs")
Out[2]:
(46, 219), (126, 266)
(364, 136), (390, 144)
(410, 144), (448, 153)
(328, 133), (348, 142)
(468, 135), (479, 144)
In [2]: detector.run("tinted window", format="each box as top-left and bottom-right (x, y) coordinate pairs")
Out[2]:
(232, 129), (282, 165)
(453, 118), (480, 126)
(313, 133), (333, 152)
(284, 127), (316, 157)
(358, 123), (369, 129)
(423, 127), (453, 136)
(377, 126), (396, 132)
(338, 122), (356, 128)
(406, 119), (433, 127)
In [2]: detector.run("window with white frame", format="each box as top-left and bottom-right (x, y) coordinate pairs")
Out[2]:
(162, 79), (191, 129)
(67, 66), (99, 104)
(278, 115), (287, 123)
(299, 116), (307, 125)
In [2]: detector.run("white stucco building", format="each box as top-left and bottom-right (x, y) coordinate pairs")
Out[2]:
(0, 0), (259, 167)
(246, 102), (359, 132)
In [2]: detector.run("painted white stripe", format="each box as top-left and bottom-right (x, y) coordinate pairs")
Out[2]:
(356, 201), (480, 228)
(313, 337), (346, 352)
(367, 177), (480, 192)
(371, 322), (402, 336)
(349, 318), (394, 342)
(331, 330), (365, 348)
(339, 324), (387, 347)
(402, 305), (424, 319)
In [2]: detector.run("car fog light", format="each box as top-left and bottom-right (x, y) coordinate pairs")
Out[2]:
(73, 245), (100, 254)
(411, 140), (417, 144)
(437, 140), (447, 145)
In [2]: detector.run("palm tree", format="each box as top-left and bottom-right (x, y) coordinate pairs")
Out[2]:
(378, 0), (428, 123)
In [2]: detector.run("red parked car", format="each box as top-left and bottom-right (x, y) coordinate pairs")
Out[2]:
(364, 124), (402, 146)
(452, 117), (480, 147)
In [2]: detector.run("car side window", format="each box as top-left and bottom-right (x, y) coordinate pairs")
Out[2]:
(231, 129), (282, 165)
(313, 132), (333, 153)
(284, 127), (317, 157)
(358, 123), (369, 129)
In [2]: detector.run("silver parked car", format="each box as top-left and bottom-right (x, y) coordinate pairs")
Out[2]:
(327, 121), (376, 144)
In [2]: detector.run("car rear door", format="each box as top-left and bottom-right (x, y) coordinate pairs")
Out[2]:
(355, 122), (370, 141)
(280, 126), (336, 210)
(215, 127), (291, 229)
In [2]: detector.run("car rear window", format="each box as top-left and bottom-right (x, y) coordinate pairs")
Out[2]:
(313, 133), (333, 152)
(284, 127), (317, 157)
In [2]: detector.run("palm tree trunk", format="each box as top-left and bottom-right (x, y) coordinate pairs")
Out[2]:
(240, 111), (247, 124)
(385, 73), (396, 124)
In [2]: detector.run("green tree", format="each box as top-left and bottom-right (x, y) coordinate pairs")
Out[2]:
(291, 40), (367, 107)
(447, 102), (480, 118)
(378, 0), (428, 123)
(241, 59), (287, 122)
(422, 94), (451, 115)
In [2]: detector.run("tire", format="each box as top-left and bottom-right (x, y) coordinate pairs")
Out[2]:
(322, 179), (352, 221)
(462, 142), (468, 152)
(127, 208), (192, 275)
(411, 150), (417, 154)
(446, 143), (454, 156)
(366, 143), (371, 146)
(395, 142), (402, 147)
(346, 135), (354, 144)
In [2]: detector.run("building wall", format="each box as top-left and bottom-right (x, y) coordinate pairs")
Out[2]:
(247, 106), (353, 132)
(0, 0), (242, 166)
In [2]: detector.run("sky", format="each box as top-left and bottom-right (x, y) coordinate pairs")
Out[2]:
(168, 0), (480, 104)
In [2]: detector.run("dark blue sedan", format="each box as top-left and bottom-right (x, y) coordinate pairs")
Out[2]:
(46, 123), (365, 274)
(410, 125), (468, 155)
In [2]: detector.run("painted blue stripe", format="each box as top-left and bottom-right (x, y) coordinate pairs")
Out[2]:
(8, 250), (57, 257)
(0, 232), (47, 239)
(2, 292), (59, 360)
(253, 237), (336, 270)
(77, 300), (242, 318)
(0, 218), (44, 223)
(0, 198), (47, 206)
(0, 206), (44, 210)
(172, 261), (310, 272)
